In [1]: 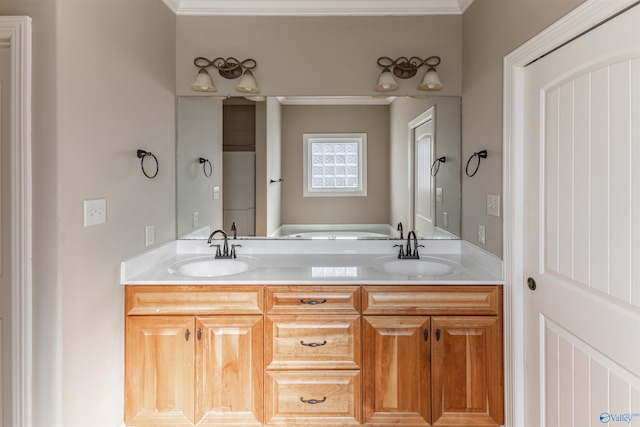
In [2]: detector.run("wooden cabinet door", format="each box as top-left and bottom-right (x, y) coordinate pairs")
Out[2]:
(195, 315), (264, 426)
(431, 316), (503, 427)
(125, 316), (195, 427)
(363, 316), (431, 426)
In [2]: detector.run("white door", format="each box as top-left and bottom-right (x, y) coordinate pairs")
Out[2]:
(413, 113), (435, 237)
(523, 5), (640, 426)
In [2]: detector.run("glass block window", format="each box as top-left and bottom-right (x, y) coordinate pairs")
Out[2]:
(303, 133), (367, 197)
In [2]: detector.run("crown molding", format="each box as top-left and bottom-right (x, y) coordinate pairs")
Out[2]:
(162, 0), (474, 16)
(276, 96), (395, 105)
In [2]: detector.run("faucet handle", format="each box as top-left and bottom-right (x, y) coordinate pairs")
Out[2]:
(393, 244), (405, 258)
(231, 244), (242, 258)
(211, 244), (221, 257)
(414, 244), (425, 257)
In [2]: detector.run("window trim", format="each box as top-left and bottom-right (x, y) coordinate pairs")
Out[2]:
(302, 133), (368, 197)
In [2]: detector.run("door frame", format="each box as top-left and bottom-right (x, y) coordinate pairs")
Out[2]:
(0, 16), (32, 427)
(407, 106), (435, 232)
(502, 1), (638, 425)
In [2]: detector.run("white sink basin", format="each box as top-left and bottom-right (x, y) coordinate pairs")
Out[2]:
(169, 256), (255, 278)
(375, 256), (461, 278)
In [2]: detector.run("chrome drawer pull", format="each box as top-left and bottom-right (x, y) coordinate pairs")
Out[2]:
(299, 299), (327, 305)
(300, 396), (327, 404)
(300, 340), (327, 347)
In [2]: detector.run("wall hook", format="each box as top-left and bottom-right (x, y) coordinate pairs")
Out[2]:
(269, 178), (284, 184)
(199, 157), (212, 177)
(137, 149), (159, 179)
(465, 150), (487, 177)
(430, 156), (446, 176)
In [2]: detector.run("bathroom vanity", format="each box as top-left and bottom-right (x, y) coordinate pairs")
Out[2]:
(121, 239), (504, 427)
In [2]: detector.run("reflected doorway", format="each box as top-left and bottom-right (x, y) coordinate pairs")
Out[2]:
(409, 107), (436, 237)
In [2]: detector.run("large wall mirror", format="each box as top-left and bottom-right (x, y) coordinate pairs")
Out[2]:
(176, 95), (461, 240)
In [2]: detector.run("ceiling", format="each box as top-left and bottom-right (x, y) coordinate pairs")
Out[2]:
(161, 0), (474, 16)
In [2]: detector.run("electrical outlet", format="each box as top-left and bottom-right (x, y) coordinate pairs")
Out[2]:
(145, 225), (155, 247)
(193, 212), (199, 229)
(436, 187), (443, 203)
(487, 194), (501, 217)
(84, 198), (106, 227)
(478, 225), (486, 244)
(443, 212), (449, 227)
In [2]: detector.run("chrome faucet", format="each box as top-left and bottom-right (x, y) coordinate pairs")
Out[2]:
(395, 230), (424, 259)
(397, 222), (403, 239)
(207, 229), (230, 258)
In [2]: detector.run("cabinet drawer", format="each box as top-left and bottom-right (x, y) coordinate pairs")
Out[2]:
(265, 370), (361, 426)
(125, 285), (264, 315)
(266, 286), (361, 314)
(362, 285), (502, 315)
(266, 315), (361, 370)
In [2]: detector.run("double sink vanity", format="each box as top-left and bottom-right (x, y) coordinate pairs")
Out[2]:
(121, 236), (504, 427)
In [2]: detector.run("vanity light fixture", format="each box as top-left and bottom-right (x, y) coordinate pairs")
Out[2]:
(191, 56), (260, 94)
(375, 55), (443, 92)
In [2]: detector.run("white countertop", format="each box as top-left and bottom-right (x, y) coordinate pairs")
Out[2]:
(121, 239), (503, 285)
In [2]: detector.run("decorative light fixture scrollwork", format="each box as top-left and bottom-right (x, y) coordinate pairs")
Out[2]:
(191, 56), (260, 94)
(375, 55), (443, 92)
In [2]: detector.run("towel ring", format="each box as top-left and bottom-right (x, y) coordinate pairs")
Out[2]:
(137, 149), (159, 179)
(199, 157), (212, 177)
(430, 156), (446, 177)
(465, 150), (487, 177)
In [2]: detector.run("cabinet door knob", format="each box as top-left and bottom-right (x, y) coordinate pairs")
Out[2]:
(300, 340), (327, 347)
(197, 328), (203, 341)
(423, 329), (429, 341)
(185, 329), (191, 341)
(435, 329), (441, 341)
(300, 396), (327, 404)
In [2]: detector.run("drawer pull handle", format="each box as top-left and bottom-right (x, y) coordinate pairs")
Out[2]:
(300, 396), (327, 404)
(300, 299), (327, 305)
(300, 340), (327, 347)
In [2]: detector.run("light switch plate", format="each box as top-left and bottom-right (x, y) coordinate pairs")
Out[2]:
(487, 194), (501, 217)
(145, 225), (155, 247)
(84, 198), (106, 227)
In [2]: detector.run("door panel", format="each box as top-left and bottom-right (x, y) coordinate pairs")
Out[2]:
(124, 316), (195, 427)
(523, 5), (640, 425)
(362, 316), (431, 426)
(414, 118), (435, 237)
(431, 316), (503, 426)
(196, 315), (263, 426)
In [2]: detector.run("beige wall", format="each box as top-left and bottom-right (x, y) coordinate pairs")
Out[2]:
(0, 1), (60, 424)
(57, 2), (176, 425)
(176, 15), (462, 97)
(0, 0), (177, 425)
(281, 105), (390, 224)
(461, 0), (585, 257)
